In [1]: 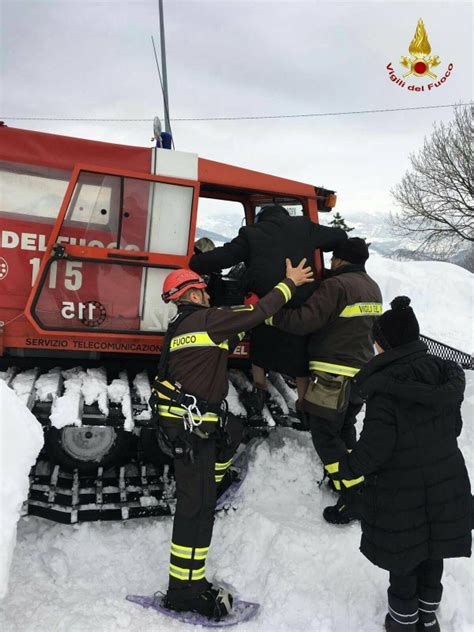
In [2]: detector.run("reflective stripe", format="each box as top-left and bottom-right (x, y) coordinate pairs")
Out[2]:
(237, 332), (246, 341)
(170, 332), (229, 352)
(230, 305), (254, 312)
(170, 542), (209, 560)
(215, 474), (225, 483)
(388, 605), (419, 625)
(309, 361), (359, 377)
(341, 476), (364, 488)
(419, 600), (440, 606)
(215, 459), (232, 471)
(157, 405), (219, 422)
(265, 316), (274, 326)
(152, 379), (178, 401)
(275, 281), (292, 303)
(325, 462), (339, 474)
(333, 480), (341, 491)
(169, 563), (206, 581)
(339, 302), (383, 318)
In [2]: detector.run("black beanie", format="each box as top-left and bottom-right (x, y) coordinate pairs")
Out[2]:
(373, 296), (420, 350)
(333, 237), (369, 265)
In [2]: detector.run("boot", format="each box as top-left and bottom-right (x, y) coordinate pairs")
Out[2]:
(164, 584), (233, 620)
(385, 613), (417, 631)
(239, 386), (267, 417)
(417, 611), (440, 632)
(323, 495), (358, 525)
(240, 387), (267, 424)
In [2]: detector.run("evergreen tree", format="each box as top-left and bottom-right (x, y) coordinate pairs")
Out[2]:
(329, 211), (354, 233)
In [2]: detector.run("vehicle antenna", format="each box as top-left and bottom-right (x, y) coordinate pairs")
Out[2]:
(151, 0), (174, 148)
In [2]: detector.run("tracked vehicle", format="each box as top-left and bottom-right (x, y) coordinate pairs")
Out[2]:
(0, 124), (337, 521)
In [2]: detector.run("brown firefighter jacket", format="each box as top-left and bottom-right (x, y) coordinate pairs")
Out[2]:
(271, 264), (382, 378)
(156, 278), (296, 433)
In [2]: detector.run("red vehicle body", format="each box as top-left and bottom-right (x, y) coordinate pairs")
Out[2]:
(0, 125), (338, 489)
(0, 125), (336, 362)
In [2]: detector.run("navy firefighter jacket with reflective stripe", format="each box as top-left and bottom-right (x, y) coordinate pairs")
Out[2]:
(165, 279), (296, 405)
(272, 265), (382, 376)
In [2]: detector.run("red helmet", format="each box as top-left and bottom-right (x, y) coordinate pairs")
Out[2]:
(162, 268), (207, 303)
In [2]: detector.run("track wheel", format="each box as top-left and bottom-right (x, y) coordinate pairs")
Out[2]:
(44, 426), (134, 474)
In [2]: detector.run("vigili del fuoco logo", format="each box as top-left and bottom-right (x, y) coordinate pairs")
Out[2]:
(386, 19), (453, 92)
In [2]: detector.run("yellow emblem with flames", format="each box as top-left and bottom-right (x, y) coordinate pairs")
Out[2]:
(400, 19), (441, 79)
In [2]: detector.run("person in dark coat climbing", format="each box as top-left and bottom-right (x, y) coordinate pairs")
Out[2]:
(189, 204), (347, 413)
(327, 296), (472, 632)
(152, 259), (313, 621)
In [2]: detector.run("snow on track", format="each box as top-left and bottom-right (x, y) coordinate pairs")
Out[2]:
(1, 375), (472, 632)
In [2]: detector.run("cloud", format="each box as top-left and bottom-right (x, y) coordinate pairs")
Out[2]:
(1, 0), (472, 215)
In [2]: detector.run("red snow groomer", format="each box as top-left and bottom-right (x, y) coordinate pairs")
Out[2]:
(0, 124), (336, 522)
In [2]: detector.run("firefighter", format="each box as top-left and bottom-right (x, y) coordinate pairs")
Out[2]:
(152, 258), (313, 620)
(189, 204), (347, 416)
(268, 237), (383, 524)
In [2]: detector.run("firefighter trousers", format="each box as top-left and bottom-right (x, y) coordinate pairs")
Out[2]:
(308, 399), (362, 466)
(161, 414), (242, 598)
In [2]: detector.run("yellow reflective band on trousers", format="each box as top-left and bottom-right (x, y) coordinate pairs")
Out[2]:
(169, 563), (206, 581)
(309, 361), (359, 378)
(170, 542), (209, 561)
(325, 461), (364, 489)
(157, 405), (219, 423)
(275, 282), (292, 303)
(325, 462), (339, 475)
(169, 332), (229, 352)
(341, 476), (364, 488)
(339, 302), (383, 318)
(215, 459), (232, 483)
(215, 459), (232, 471)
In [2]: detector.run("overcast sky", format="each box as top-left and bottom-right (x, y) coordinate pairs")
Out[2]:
(1, 0), (472, 218)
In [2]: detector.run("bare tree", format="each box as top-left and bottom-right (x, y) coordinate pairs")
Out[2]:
(390, 106), (473, 256)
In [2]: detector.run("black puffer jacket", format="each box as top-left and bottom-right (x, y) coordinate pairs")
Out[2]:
(338, 340), (472, 574)
(190, 208), (346, 307)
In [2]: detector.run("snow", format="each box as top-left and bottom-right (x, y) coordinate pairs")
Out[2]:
(366, 254), (473, 353)
(50, 367), (85, 429)
(0, 381), (44, 599)
(107, 371), (133, 431)
(34, 367), (62, 402)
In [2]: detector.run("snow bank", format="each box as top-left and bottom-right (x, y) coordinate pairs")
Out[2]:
(0, 381), (44, 599)
(367, 254), (473, 353)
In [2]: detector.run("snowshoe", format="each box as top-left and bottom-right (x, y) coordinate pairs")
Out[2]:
(385, 613), (417, 632)
(216, 467), (240, 500)
(216, 450), (249, 511)
(323, 496), (359, 525)
(126, 591), (260, 627)
(164, 584), (234, 620)
(417, 612), (440, 632)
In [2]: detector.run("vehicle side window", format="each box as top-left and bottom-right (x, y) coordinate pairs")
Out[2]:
(0, 161), (70, 221)
(196, 198), (245, 246)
